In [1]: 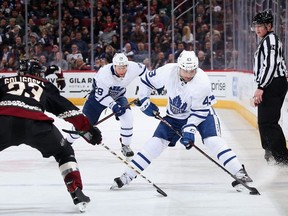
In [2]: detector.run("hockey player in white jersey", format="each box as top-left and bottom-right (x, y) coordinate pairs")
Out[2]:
(111, 50), (253, 191)
(65, 53), (147, 157)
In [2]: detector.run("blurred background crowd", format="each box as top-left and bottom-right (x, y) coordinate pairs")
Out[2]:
(0, 0), (287, 72)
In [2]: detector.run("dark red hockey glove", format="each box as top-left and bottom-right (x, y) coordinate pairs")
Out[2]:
(65, 114), (102, 145)
(56, 77), (66, 90)
(46, 65), (66, 90)
(81, 126), (102, 145)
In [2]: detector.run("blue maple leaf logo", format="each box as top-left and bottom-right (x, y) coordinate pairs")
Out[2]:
(109, 86), (125, 98)
(169, 96), (187, 114)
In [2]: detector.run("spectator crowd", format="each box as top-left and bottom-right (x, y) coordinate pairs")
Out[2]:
(0, 0), (237, 72)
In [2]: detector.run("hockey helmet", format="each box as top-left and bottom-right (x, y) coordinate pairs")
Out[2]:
(252, 10), (273, 25)
(112, 53), (129, 66)
(177, 50), (199, 71)
(17, 59), (45, 77)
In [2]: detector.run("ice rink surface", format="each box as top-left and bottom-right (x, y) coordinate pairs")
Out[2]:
(0, 107), (287, 216)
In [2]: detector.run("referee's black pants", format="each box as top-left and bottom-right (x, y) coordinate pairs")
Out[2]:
(258, 77), (288, 163)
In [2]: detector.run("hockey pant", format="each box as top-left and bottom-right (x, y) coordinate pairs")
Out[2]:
(125, 114), (242, 178)
(0, 115), (84, 193)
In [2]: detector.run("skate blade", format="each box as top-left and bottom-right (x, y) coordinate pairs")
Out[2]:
(77, 202), (89, 213)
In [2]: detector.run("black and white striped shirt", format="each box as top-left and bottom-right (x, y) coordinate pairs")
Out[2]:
(253, 32), (287, 89)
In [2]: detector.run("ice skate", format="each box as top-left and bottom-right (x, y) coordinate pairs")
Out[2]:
(110, 173), (134, 189)
(232, 165), (253, 192)
(264, 149), (274, 163)
(121, 145), (134, 157)
(120, 138), (134, 157)
(70, 187), (90, 213)
(64, 171), (90, 213)
(269, 151), (288, 166)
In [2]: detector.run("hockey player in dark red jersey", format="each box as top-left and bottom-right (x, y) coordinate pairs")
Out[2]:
(0, 59), (102, 212)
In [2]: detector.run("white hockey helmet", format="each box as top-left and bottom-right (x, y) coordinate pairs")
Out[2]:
(177, 50), (199, 71)
(112, 53), (129, 66)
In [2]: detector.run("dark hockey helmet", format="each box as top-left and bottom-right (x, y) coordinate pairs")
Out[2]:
(17, 59), (45, 77)
(252, 10), (273, 25)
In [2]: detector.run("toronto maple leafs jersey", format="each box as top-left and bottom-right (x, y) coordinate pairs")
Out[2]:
(89, 61), (146, 107)
(139, 63), (216, 126)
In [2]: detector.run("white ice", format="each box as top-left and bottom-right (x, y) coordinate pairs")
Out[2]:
(0, 107), (287, 216)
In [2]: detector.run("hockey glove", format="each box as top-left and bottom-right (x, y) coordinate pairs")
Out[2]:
(134, 98), (142, 107)
(180, 124), (196, 150)
(80, 125), (102, 145)
(139, 97), (159, 117)
(109, 101), (126, 117)
(56, 77), (66, 90)
(46, 65), (66, 90)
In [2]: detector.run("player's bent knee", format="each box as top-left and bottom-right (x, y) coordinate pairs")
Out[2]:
(203, 136), (226, 156)
(143, 137), (169, 159)
(54, 144), (76, 165)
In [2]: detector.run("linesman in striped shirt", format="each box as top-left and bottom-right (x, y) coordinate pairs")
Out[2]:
(252, 10), (288, 165)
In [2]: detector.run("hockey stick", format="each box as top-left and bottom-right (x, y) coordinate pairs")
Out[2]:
(61, 129), (168, 197)
(62, 99), (167, 196)
(153, 112), (260, 195)
(62, 98), (139, 134)
(101, 143), (167, 197)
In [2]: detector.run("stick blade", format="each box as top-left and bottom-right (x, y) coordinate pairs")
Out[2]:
(249, 187), (261, 195)
(153, 184), (167, 197)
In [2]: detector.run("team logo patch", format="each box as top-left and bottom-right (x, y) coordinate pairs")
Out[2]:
(169, 96), (187, 114)
(109, 86), (125, 99)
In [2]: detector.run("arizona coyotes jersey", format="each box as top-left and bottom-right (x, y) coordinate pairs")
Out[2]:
(90, 61), (146, 107)
(0, 74), (90, 131)
(139, 63), (216, 126)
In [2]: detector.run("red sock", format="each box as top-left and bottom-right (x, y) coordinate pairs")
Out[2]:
(64, 171), (83, 192)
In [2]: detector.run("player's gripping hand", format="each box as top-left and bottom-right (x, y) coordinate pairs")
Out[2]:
(46, 65), (66, 90)
(109, 101), (126, 117)
(56, 77), (66, 90)
(81, 126), (102, 145)
(53, 66), (66, 90)
(180, 124), (196, 150)
(139, 97), (159, 117)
